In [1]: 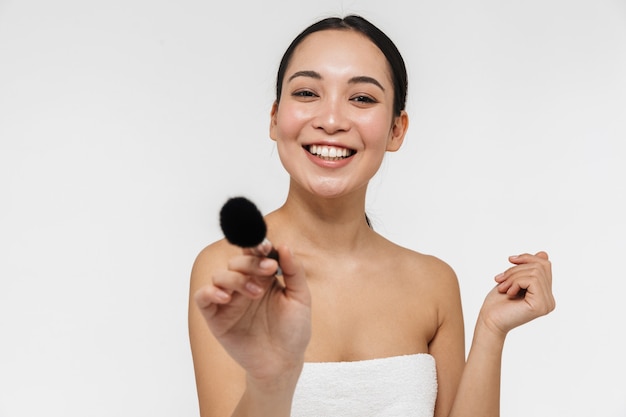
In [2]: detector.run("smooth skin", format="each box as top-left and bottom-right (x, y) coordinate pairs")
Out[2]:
(188, 29), (555, 417)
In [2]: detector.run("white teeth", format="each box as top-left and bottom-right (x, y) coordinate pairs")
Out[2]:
(308, 145), (353, 160)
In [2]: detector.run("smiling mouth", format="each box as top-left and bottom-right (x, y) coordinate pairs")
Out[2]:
(305, 145), (356, 161)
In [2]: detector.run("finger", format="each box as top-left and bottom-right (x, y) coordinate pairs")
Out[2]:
(228, 254), (278, 277)
(496, 262), (537, 285)
(500, 265), (549, 290)
(276, 245), (310, 304)
(509, 252), (550, 265)
(497, 261), (551, 293)
(497, 275), (524, 294)
(499, 266), (554, 300)
(505, 280), (527, 299)
(507, 275), (555, 312)
(213, 270), (269, 299)
(503, 258), (552, 289)
(194, 285), (231, 314)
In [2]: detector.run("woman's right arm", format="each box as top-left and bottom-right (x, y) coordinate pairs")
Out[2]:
(188, 242), (312, 417)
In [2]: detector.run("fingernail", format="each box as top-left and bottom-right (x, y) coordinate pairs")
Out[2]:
(216, 289), (230, 301)
(495, 273), (504, 281)
(246, 281), (262, 295)
(260, 259), (274, 269)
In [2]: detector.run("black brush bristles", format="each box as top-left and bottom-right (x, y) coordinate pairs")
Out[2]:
(219, 197), (267, 248)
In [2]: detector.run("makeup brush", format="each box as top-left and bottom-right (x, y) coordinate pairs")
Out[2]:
(219, 196), (280, 269)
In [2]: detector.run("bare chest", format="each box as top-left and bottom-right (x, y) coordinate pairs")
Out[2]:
(302, 266), (438, 362)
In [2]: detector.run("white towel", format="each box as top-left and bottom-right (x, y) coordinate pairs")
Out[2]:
(291, 354), (437, 417)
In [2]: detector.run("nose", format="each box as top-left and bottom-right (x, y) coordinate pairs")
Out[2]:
(312, 97), (350, 134)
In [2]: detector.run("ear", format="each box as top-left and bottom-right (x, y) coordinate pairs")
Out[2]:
(269, 101), (279, 142)
(386, 110), (409, 152)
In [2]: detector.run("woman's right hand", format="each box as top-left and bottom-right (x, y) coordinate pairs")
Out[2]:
(193, 244), (312, 383)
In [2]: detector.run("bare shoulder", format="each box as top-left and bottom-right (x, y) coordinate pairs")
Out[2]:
(190, 239), (239, 289)
(375, 237), (462, 323)
(382, 238), (459, 292)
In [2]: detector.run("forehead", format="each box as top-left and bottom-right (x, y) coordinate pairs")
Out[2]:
(287, 29), (392, 84)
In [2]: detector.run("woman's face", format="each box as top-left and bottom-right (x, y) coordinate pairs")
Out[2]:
(270, 29), (408, 199)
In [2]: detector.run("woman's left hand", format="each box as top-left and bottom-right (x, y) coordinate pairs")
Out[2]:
(479, 251), (556, 337)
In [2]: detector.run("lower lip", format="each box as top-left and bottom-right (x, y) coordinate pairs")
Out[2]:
(304, 149), (354, 168)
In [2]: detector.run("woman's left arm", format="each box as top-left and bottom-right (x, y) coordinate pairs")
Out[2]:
(448, 251), (556, 417)
(427, 261), (466, 417)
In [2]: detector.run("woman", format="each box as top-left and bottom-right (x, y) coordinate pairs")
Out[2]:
(188, 15), (555, 417)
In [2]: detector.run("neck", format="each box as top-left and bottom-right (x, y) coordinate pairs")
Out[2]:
(267, 182), (374, 255)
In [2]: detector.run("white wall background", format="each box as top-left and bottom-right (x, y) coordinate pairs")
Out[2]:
(1, 0), (625, 416)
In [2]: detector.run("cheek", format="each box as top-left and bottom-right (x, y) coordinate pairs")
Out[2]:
(273, 104), (309, 140)
(356, 113), (394, 147)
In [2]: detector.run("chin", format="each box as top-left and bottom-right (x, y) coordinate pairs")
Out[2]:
(301, 180), (344, 198)
(308, 180), (367, 200)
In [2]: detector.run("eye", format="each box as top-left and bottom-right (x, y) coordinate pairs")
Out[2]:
(350, 94), (377, 104)
(292, 89), (318, 99)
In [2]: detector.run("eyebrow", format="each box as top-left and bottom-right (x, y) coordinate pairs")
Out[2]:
(287, 70), (385, 92)
(288, 70), (322, 82)
(348, 75), (385, 92)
